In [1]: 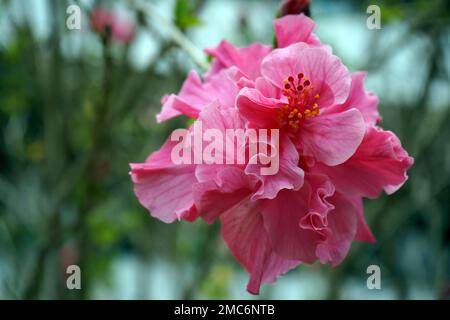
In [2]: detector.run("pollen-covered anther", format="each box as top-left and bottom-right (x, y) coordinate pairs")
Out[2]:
(279, 73), (320, 129)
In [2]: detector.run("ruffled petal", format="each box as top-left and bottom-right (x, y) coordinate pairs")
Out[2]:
(315, 192), (358, 266)
(260, 174), (335, 262)
(313, 126), (414, 198)
(157, 69), (238, 122)
(221, 199), (299, 294)
(246, 134), (304, 200)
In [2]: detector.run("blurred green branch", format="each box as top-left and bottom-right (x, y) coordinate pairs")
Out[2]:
(131, 0), (210, 71)
(0, 0), (449, 300)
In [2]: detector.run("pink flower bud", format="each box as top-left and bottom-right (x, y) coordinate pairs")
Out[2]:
(279, 0), (311, 17)
(90, 7), (135, 44)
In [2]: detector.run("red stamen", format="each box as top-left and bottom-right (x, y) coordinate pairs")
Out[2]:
(280, 73), (320, 130)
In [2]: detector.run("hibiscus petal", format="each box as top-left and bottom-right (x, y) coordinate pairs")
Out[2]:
(221, 199), (299, 294)
(157, 93), (199, 122)
(157, 69), (238, 123)
(316, 193), (358, 266)
(255, 77), (279, 98)
(274, 14), (320, 48)
(205, 40), (272, 80)
(313, 126), (413, 198)
(193, 100), (252, 169)
(130, 139), (198, 223)
(236, 87), (286, 128)
(193, 167), (257, 223)
(246, 134), (304, 200)
(327, 72), (381, 126)
(299, 108), (365, 166)
(349, 196), (376, 243)
(260, 174), (335, 262)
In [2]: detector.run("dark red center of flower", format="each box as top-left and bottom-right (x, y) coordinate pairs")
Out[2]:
(277, 73), (320, 130)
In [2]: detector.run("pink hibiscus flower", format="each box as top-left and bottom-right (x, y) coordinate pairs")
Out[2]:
(90, 7), (135, 44)
(130, 14), (413, 294)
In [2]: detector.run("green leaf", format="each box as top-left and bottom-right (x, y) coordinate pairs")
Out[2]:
(174, 0), (202, 30)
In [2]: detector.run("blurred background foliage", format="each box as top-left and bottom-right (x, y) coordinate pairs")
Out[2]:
(0, 0), (449, 299)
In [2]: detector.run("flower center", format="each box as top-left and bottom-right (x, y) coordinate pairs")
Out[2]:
(277, 73), (320, 130)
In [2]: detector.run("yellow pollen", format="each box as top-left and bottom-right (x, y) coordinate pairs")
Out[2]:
(279, 73), (321, 130)
(289, 120), (298, 129)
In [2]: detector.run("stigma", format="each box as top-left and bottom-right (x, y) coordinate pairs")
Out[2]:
(277, 73), (320, 130)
